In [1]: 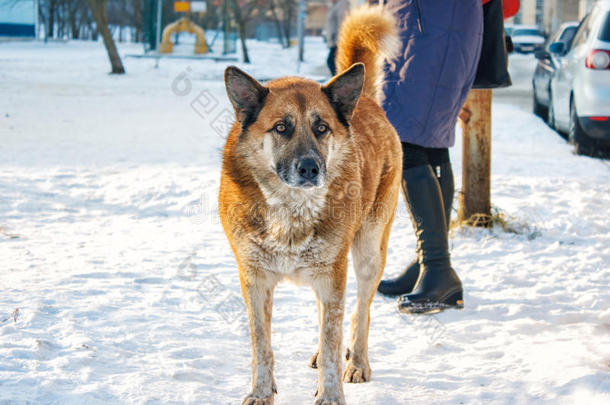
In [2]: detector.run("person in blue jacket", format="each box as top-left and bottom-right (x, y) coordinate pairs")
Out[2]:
(377, 0), (484, 314)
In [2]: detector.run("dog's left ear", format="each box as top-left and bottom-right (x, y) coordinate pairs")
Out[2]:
(322, 63), (364, 125)
(225, 66), (269, 126)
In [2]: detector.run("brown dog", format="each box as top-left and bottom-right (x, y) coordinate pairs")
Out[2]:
(219, 6), (401, 405)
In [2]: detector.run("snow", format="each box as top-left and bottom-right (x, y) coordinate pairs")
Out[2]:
(1, 38), (609, 405)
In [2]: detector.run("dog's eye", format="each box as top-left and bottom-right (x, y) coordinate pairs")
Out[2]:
(316, 124), (328, 134)
(274, 123), (287, 133)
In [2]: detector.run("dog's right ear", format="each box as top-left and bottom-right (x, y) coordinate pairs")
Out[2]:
(225, 66), (269, 127)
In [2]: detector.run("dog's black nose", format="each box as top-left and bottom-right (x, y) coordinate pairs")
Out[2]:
(296, 157), (320, 181)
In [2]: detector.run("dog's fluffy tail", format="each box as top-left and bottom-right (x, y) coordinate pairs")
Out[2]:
(336, 5), (399, 104)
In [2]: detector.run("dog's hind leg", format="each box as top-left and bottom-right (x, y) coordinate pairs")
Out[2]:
(240, 269), (278, 405)
(344, 216), (394, 384)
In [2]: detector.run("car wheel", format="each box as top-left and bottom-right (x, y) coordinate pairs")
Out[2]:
(533, 89), (548, 119)
(569, 99), (596, 156)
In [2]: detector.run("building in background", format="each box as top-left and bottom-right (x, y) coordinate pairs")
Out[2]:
(512, 0), (599, 34)
(305, 0), (327, 36)
(543, 0), (579, 34)
(0, 0), (36, 38)
(310, 0), (360, 37)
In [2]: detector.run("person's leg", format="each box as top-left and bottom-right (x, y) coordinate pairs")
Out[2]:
(397, 147), (463, 314)
(378, 142), (427, 296)
(427, 148), (454, 225)
(378, 143), (456, 297)
(327, 46), (337, 76)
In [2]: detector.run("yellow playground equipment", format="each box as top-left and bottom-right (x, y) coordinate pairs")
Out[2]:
(159, 17), (208, 54)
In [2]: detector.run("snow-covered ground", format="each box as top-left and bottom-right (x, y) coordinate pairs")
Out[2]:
(1, 38), (609, 405)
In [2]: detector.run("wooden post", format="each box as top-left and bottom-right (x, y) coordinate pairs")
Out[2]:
(458, 89), (492, 227)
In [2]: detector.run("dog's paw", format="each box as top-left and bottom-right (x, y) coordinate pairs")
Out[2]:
(314, 394), (346, 405)
(242, 393), (274, 405)
(308, 351), (319, 369)
(343, 358), (371, 383)
(314, 400), (345, 405)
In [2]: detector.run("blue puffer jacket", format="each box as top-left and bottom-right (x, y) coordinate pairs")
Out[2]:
(380, 0), (483, 148)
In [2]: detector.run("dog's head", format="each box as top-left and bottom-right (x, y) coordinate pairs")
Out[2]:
(224, 64), (364, 190)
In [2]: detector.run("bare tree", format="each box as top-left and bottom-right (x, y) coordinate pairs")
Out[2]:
(66, 0), (86, 39)
(46, 0), (58, 38)
(87, 0), (125, 74)
(268, 0), (288, 48)
(228, 0), (296, 60)
(229, 0), (251, 63)
(78, 1), (94, 39)
(125, 0), (144, 43)
(278, 0), (296, 48)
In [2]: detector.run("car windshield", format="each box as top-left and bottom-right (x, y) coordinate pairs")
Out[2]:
(545, 26), (576, 49)
(559, 26), (577, 45)
(599, 11), (610, 41)
(513, 29), (540, 36)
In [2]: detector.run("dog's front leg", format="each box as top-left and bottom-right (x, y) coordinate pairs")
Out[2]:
(240, 269), (277, 405)
(312, 263), (347, 405)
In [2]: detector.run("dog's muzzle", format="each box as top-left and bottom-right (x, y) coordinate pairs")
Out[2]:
(278, 155), (325, 188)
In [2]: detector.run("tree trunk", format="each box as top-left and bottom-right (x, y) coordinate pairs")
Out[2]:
(38, 3), (47, 42)
(57, 2), (66, 40)
(87, 0), (125, 74)
(229, 0), (250, 63)
(69, 8), (79, 39)
(71, 23), (79, 39)
(269, 0), (287, 47)
(281, 1), (294, 46)
(47, 0), (56, 39)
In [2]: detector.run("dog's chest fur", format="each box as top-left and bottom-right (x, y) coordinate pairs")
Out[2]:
(245, 188), (340, 283)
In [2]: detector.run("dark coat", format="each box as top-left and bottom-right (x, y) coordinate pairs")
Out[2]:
(473, 0), (512, 89)
(380, 0), (483, 148)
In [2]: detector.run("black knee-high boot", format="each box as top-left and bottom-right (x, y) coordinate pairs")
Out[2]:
(377, 162), (454, 297)
(397, 165), (463, 314)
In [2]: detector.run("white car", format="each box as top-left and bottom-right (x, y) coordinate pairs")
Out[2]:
(548, 1), (610, 156)
(532, 22), (580, 119)
(511, 25), (545, 53)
